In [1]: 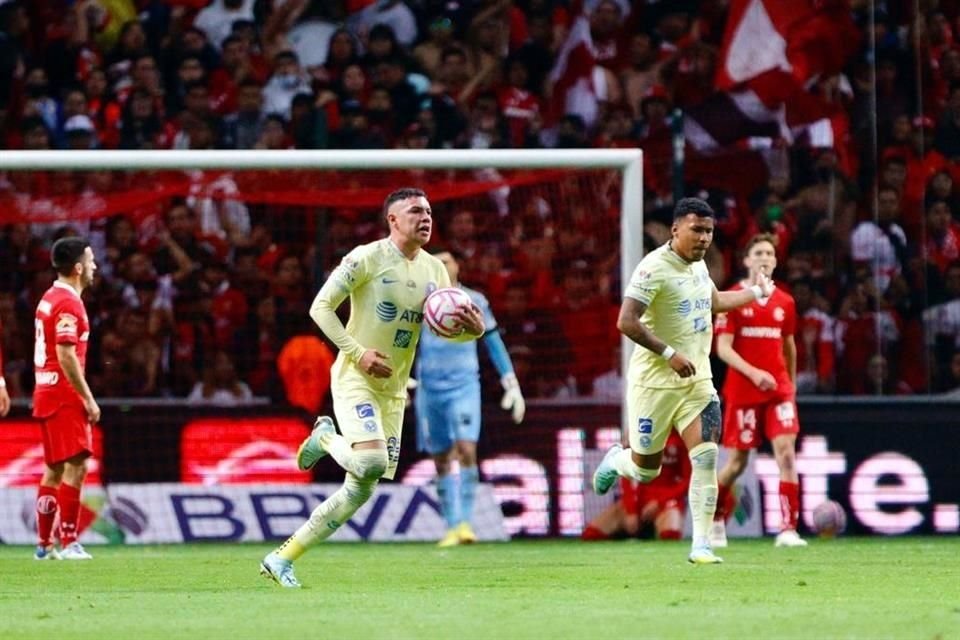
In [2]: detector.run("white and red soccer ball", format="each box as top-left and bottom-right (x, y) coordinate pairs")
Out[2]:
(424, 287), (472, 339)
(812, 500), (847, 537)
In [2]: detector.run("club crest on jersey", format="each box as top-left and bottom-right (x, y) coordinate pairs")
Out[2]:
(56, 313), (78, 335)
(774, 307), (785, 321)
(425, 282), (437, 295)
(355, 403), (375, 419)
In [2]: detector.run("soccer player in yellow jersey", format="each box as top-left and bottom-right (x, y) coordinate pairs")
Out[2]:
(260, 188), (485, 587)
(592, 197), (773, 564)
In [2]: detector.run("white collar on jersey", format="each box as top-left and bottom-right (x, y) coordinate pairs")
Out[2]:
(53, 280), (82, 300)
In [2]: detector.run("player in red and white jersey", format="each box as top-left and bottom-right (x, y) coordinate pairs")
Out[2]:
(791, 278), (836, 394)
(32, 237), (100, 561)
(582, 432), (690, 541)
(711, 233), (807, 548)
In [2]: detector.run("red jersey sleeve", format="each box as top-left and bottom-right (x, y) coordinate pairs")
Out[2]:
(53, 299), (84, 346)
(715, 309), (736, 336)
(782, 294), (797, 338)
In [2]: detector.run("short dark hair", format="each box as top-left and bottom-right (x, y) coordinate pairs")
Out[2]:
(673, 197), (714, 220)
(383, 187), (427, 217)
(51, 237), (90, 276)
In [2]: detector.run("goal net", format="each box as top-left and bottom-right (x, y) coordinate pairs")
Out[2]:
(0, 149), (641, 540)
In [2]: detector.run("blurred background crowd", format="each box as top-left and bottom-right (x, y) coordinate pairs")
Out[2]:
(0, 0), (959, 406)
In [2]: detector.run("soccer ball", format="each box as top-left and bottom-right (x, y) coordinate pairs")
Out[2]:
(812, 500), (847, 537)
(423, 287), (472, 338)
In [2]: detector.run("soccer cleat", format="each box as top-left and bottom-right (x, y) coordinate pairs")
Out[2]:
(33, 545), (61, 561)
(709, 520), (729, 548)
(60, 542), (93, 560)
(296, 416), (336, 471)
(260, 552), (301, 588)
(457, 522), (477, 544)
(774, 529), (809, 547)
(437, 528), (461, 548)
(592, 444), (623, 495)
(688, 546), (724, 565)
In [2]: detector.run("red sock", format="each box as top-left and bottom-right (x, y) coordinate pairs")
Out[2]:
(36, 485), (59, 547)
(779, 481), (800, 532)
(58, 483), (82, 546)
(715, 482), (734, 522)
(581, 525), (609, 541)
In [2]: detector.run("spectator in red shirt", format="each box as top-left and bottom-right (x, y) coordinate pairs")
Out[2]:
(790, 278), (836, 394)
(834, 278), (901, 394)
(201, 260), (248, 351)
(924, 198), (960, 274)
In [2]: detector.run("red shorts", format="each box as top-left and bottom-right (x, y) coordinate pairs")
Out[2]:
(722, 397), (799, 450)
(39, 404), (93, 466)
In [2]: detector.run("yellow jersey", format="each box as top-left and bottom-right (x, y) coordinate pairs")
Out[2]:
(623, 242), (715, 389)
(310, 238), (451, 398)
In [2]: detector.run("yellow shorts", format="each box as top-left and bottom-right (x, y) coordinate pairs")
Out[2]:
(332, 384), (406, 480)
(627, 379), (718, 455)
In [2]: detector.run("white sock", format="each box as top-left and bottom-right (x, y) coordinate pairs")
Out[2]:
(688, 442), (719, 549)
(291, 473), (377, 548)
(611, 447), (643, 481)
(322, 432), (359, 474)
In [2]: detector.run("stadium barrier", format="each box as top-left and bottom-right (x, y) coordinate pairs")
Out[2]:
(0, 398), (957, 542)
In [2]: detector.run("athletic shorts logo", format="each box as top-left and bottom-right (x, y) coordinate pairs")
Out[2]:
(355, 403), (375, 419)
(375, 301), (398, 321)
(639, 435), (652, 449)
(363, 420), (378, 433)
(393, 329), (413, 348)
(638, 418), (653, 434)
(36, 495), (57, 514)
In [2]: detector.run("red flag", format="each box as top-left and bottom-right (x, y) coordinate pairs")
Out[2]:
(546, 8), (598, 128)
(686, 0), (859, 152)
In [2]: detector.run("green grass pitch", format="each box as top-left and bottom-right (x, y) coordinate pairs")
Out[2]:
(1, 538), (957, 639)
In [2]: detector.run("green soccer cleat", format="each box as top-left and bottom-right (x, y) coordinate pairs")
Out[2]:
(688, 545), (724, 565)
(260, 552), (301, 588)
(296, 416), (336, 471)
(592, 444), (623, 495)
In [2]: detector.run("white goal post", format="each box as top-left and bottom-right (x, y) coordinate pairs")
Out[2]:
(0, 148), (643, 401)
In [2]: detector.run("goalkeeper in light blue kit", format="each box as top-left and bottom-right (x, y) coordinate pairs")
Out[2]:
(415, 250), (526, 547)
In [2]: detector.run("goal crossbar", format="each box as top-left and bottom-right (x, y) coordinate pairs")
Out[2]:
(0, 148), (643, 409)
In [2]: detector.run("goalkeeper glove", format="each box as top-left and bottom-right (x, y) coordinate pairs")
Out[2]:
(499, 372), (525, 424)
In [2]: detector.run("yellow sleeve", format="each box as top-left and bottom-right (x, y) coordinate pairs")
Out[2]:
(623, 258), (662, 306)
(309, 247), (369, 363)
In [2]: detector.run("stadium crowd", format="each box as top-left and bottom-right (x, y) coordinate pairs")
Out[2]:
(1, 0), (959, 401)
